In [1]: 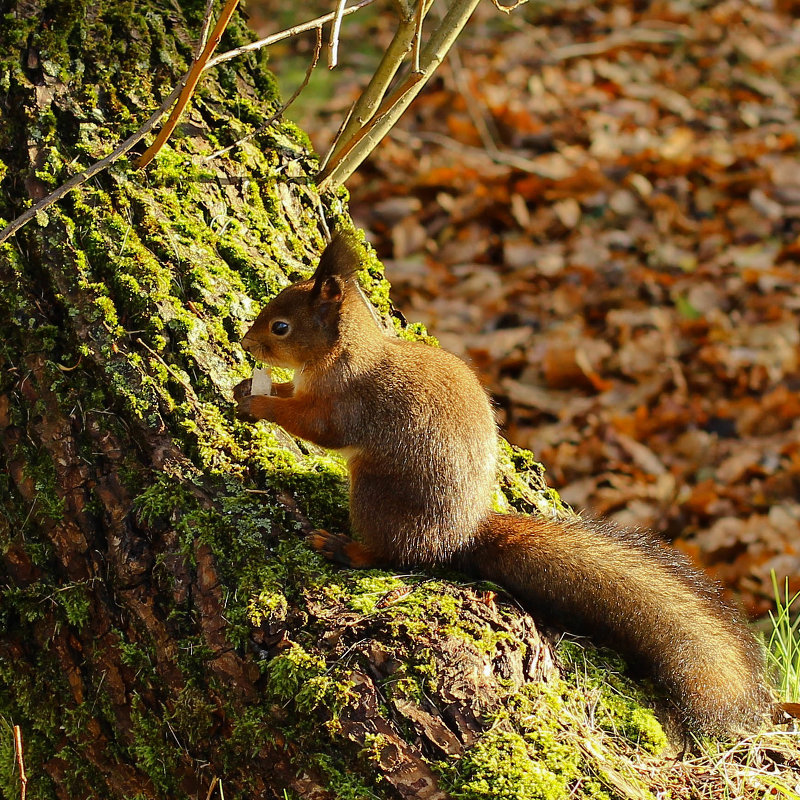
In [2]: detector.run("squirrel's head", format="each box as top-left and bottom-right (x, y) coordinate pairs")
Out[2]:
(241, 231), (363, 369)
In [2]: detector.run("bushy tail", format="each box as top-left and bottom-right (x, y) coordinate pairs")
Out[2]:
(468, 513), (771, 734)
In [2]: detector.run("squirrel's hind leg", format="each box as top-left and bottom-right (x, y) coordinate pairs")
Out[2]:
(309, 530), (385, 569)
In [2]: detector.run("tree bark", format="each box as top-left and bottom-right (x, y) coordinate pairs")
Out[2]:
(0, 1), (560, 798)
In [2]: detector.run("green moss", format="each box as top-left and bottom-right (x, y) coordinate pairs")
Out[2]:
(247, 587), (288, 626)
(134, 474), (195, 526)
(129, 697), (184, 794)
(0, 624), (72, 799)
(496, 439), (574, 518)
(310, 752), (383, 800)
(117, 636), (156, 675)
(557, 642), (668, 754)
(171, 685), (218, 748)
(445, 729), (568, 800)
(359, 731), (393, 764)
(431, 636), (667, 800)
(246, 425), (350, 533)
(57, 582), (91, 630)
(444, 619), (517, 656)
(131, 467), (341, 659)
(326, 575), (469, 642)
(440, 683), (662, 799)
(23, 460), (66, 523)
(331, 572), (408, 615)
(266, 643), (355, 719)
(397, 648), (441, 699)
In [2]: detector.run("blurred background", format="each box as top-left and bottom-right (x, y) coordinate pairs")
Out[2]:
(246, 0), (800, 617)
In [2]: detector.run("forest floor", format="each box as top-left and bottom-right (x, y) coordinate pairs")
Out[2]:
(253, 0), (800, 619)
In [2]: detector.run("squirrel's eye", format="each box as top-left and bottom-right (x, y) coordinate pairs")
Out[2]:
(271, 320), (290, 336)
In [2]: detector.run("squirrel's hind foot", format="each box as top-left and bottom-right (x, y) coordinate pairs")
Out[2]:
(308, 529), (382, 569)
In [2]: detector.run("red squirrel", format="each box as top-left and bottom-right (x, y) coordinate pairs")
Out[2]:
(235, 231), (772, 735)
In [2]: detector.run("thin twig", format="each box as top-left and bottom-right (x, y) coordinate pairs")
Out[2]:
(205, 776), (219, 800)
(413, 0), (425, 72)
(137, 0), (241, 168)
(14, 725), (27, 800)
(196, 0), (218, 57)
(328, 0), (348, 69)
(0, 82), (183, 245)
(323, 3), (421, 169)
(205, 0), (378, 71)
(207, 27), (323, 160)
(490, 0), (529, 12)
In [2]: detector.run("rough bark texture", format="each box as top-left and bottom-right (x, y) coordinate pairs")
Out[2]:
(0, 2), (581, 798)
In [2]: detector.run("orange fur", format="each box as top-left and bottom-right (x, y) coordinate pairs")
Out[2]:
(238, 392), (346, 450)
(236, 231), (772, 735)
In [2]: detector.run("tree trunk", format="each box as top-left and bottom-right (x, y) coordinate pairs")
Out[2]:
(0, 2), (561, 797)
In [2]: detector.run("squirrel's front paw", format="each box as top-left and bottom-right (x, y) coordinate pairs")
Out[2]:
(233, 378), (252, 403)
(235, 394), (270, 422)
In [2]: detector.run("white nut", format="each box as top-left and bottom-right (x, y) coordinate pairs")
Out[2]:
(251, 367), (272, 396)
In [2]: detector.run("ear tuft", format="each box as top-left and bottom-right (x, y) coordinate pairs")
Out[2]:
(310, 230), (363, 298)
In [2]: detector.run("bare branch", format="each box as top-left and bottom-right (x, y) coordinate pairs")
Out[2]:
(207, 28), (324, 160)
(137, 0), (241, 168)
(323, 14), (418, 169)
(205, 0), (378, 71)
(323, 0), (434, 170)
(413, 0), (426, 72)
(328, 0), (348, 69)
(196, 0), (217, 57)
(320, 72), (424, 188)
(318, 0), (482, 192)
(0, 82), (183, 245)
(14, 725), (27, 800)
(204, 776), (220, 800)
(490, 0), (529, 12)
(390, 0), (414, 16)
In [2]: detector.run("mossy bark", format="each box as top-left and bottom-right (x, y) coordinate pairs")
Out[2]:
(0, 2), (572, 798)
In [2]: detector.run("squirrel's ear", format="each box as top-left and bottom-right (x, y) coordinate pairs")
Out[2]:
(313, 274), (345, 326)
(317, 274), (345, 305)
(310, 230), (362, 298)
